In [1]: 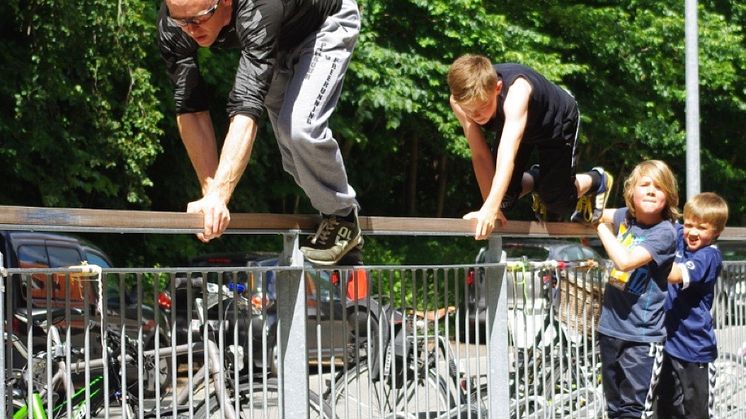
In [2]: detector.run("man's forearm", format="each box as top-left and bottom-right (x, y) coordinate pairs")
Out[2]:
(177, 112), (220, 195)
(208, 114), (258, 203)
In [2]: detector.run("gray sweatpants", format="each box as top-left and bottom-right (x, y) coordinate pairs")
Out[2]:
(264, 0), (360, 217)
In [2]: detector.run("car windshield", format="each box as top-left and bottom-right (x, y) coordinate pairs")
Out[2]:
(306, 269), (342, 303)
(504, 245), (549, 261)
(248, 270), (277, 300)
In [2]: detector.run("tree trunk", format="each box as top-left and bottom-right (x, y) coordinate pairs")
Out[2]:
(408, 135), (419, 215)
(436, 155), (447, 218)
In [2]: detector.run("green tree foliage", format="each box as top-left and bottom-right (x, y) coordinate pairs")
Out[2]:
(1, 0), (745, 265)
(1, 0), (163, 208)
(535, 0), (746, 214)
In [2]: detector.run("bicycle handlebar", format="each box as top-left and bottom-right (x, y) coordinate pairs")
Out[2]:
(173, 275), (206, 289)
(505, 259), (600, 271)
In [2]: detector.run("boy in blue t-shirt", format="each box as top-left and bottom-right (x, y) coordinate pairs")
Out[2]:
(595, 160), (679, 418)
(656, 192), (729, 419)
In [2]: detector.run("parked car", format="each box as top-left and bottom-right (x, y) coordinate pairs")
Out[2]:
(716, 241), (746, 262)
(1, 230), (171, 393)
(459, 239), (607, 343)
(169, 248), (374, 374)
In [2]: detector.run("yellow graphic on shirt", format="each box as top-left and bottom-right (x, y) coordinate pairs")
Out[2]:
(609, 223), (636, 291)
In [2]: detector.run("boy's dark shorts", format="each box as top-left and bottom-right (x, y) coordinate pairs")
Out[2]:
(501, 108), (580, 218)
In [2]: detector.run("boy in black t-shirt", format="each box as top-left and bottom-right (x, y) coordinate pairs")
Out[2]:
(447, 54), (612, 239)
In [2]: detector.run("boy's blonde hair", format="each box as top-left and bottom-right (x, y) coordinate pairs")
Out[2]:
(623, 160), (680, 222)
(447, 54), (498, 104)
(684, 192), (729, 233)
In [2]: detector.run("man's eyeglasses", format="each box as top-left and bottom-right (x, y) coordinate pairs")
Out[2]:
(168, 0), (221, 27)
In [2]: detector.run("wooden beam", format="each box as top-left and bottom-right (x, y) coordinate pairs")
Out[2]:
(0, 205), (597, 237)
(2, 205), (745, 239)
(0, 205), (318, 233)
(718, 227), (746, 241)
(359, 215), (594, 237)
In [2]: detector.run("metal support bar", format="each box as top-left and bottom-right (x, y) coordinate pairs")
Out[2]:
(485, 236), (508, 418)
(685, 0), (701, 198)
(0, 251), (5, 418)
(277, 231), (309, 418)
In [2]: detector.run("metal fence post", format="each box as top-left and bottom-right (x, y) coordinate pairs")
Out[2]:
(277, 230), (309, 418)
(0, 251), (5, 418)
(485, 235), (508, 418)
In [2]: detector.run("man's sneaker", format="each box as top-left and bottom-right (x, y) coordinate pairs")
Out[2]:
(301, 211), (362, 266)
(338, 244), (364, 266)
(571, 167), (614, 224)
(527, 164), (541, 185)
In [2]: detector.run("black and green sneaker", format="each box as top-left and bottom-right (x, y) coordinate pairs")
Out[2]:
(571, 167), (614, 224)
(531, 192), (549, 222)
(301, 210), (363, 266)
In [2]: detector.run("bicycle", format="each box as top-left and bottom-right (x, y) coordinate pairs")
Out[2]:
(8, 306), (231, 419)
(325, 304), (489, 419)
(8, 307), (140, 419)
(6, 266), (335, 419)
(712, 351), (746, 419)
(501, 259), (605, 419)
(179, 276), (335, 419)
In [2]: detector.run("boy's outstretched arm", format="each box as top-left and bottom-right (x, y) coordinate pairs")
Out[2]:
(462, 78), (532, 239)
(598, 208), (615, 224)
(450, 96), (495, 201)
(668, 264), (683, 284)
(597, 222), (654, 271)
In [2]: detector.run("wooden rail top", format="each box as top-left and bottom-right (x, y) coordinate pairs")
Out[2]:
(1, 205), (745, 239)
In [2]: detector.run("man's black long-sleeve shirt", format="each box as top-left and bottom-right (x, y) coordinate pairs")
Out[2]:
(157, 0), (342, 120)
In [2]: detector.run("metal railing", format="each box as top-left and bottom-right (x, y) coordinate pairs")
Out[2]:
(3, 261), (509, 418)
(2, 206), (746, 418)
(6, 259), (745, 418)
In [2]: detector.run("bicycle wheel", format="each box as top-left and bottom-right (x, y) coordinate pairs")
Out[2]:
(142, 338), (172, 397)
(328, 358), (452, 419)
(194, 377), (333, 419)
(468, 382), (496, 418)
(713, 352), (746, 418)
(510, 345), (603, 419)
(543, 348), (604, 418)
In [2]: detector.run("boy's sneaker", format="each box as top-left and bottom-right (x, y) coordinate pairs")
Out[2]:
(571, 195), (594, 224)
(571, 167), (613, 224)
(301, 210), (363, 266)
(528, 164), (549, 222)
(531, 192), (548, 222)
